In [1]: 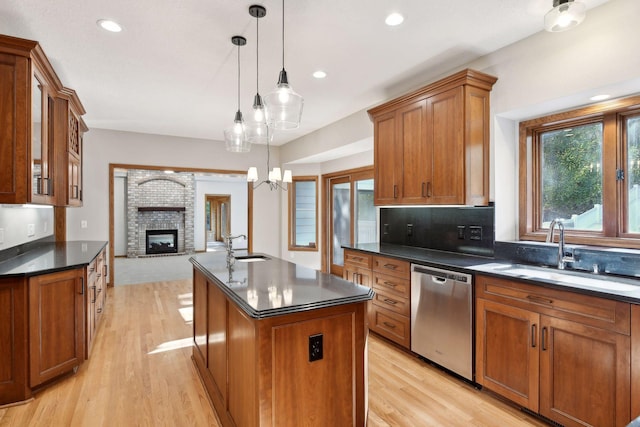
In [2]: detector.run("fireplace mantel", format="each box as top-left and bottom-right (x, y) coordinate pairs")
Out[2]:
(137, 207), (186, 212)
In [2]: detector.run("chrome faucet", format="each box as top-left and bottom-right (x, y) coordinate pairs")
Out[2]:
(224, 234), (247, 266)
(546, 219), (574, 270)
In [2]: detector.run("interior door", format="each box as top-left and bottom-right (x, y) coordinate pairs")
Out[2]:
(205, 195), (230, 248)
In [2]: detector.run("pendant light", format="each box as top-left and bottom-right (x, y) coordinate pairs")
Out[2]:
(264, 0), (303, 130)
(247, 128), (292, 191)
(224, 35), (251, 152)
(544, 0), (586, 32)
(245, 5), (269, 144)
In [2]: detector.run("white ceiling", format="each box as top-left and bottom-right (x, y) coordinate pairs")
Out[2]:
(0, 0), (611, 147)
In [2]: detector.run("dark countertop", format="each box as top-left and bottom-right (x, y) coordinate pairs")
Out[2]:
(345, 243), (640, 304)
(190, 251), (374, 319)
(0, 241), (108, 278)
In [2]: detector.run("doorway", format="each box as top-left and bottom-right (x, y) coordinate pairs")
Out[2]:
(205, 194), (230, 251)
(322, 167), (375, 276)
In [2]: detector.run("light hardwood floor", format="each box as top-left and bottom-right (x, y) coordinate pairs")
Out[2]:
(0, 280), (548, 427)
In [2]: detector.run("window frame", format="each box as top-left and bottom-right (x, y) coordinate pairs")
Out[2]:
(519, 94), (640, 249)
(288, 175), (319, 252)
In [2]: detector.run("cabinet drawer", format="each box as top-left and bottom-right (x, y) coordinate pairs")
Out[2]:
(373, 272), (410, 298)
(370, 305), (410, 348)
(344, 250), (372, 269)
(476, 274), (631, 335)
(371, 287), (409, 317)
(373, 256), (409, 278)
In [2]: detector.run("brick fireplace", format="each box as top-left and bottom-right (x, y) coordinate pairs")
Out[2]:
(126, 170), (195, 257)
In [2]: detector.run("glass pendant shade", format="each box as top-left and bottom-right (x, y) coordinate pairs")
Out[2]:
(265, 69), (304, 130)
(224, 110), (250, 152)
(544, 0), (586, 32)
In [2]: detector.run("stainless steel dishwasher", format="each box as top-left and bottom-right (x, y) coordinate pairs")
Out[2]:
(410, 264), (473, 381)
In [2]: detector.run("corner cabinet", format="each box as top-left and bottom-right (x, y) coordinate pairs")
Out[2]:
(0, 34), (87, 206)
(368, 69), (496, 206)
(476, 274), (632, 427)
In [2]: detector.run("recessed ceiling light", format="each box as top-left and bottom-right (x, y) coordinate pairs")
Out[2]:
(313, 70), (327, 79)
(590, 94), (610, 101)
(385, 12), (404, 26)
(97, 19), (123, 33)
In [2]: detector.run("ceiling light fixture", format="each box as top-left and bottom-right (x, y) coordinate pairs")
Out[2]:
(544, 0), (586, 32)
(590, 94), (610, 101)
(224, 35), (251, 153)
(247, 129), (292, 191)
(264, 0), (303, 130)
(312, 70), (327, 79)
(97, 19), (123, 33)
(385, 12), (404, 26)
(245, 5), (269, 145)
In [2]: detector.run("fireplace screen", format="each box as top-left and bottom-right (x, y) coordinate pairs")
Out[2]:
(146, 229), (178, 254)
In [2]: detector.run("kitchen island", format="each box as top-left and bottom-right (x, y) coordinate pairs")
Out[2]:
(190, 252), (373, 427)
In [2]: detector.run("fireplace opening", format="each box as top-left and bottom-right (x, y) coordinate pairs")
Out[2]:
(146, 229), (178, 255)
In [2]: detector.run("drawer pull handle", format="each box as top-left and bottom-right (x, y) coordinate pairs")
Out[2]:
(542, 327), (548, 351)
(531, 324), (537, 348)
(352, 256), (363, 261)
(421, 182), (427, 198)
(383, 281), (397, 288)
(393, 185), (398, 199)
(383, 264), (398, 270)
(383, 322), (396, 329)
(383, 298), (398, 305)
(426, 181), (432, 197)
(526, 295), (553, 305)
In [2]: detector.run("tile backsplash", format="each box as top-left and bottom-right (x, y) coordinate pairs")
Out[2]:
(379, 205), (495, 257)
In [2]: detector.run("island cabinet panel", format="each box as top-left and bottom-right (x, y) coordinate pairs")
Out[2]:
(272, 313), (355, 426)
(192, 269), (208, 367)
(207, 282), (227, 404)
(0, 278), (29, 404)
(368, 68), (496, 206)
(476, 274), (633, 427)
(633, 304), (640, 420)
(227, 304), (257, 427)
(29, 269), (84, 388)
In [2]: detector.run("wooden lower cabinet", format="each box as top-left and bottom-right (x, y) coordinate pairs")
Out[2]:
(0, 278), (29, 404)
(476, 274), (632, 427)
(29, 269), (84, 388)
(192, 268), (368, 427)
(85, 248), (107, 358)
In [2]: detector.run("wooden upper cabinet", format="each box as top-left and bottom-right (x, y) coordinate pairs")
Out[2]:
(0, 34), (86, 206)
(368, 69), (497, 206)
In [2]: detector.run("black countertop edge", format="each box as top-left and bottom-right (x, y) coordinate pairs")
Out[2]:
(344, 243), (640, 304)
(0, 241), (108, 278)
(190, 254), (374, 320)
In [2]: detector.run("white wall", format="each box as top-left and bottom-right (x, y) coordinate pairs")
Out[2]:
(66, 128), (282, 257)
(113, 174), (127, 256)
(0, 205), (54, 250)
(193, 177), (248, 252)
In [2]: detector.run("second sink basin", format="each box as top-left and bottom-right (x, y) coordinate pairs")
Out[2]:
(475, 263), (639, 293)
(234, 255), (270, 263)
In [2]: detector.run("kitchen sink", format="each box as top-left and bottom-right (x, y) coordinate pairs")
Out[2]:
(475, 263), (639, 293)
(234, 255), (270, 263)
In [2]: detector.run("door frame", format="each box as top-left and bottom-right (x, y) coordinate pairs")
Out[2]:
(321, 166), (373, 275)
(204, 194), (231, 245)
(108, 164), (253, 286)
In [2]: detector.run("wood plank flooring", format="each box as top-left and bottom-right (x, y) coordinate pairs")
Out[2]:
(0, 279), (549, 427)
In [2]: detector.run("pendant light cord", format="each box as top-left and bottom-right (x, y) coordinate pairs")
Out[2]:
(237, 43), (241, 111)
(281, 0), (285, 69)
(256, 14), (259, 93)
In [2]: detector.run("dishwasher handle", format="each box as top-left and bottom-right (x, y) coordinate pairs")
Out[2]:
(412, 264), (471, 284)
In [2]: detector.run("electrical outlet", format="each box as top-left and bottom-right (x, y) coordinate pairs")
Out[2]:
(457, 226), (466, 239)
(383, 224), (390, 235)
(0, 228), (4, 244)
(44, 221), (48, 233)
(81, 220), (88, 229)
(469, 226), (483, 241)
(309, 334), (323, 362)
(406, 223), (413, 237)
(27, 223), (35, 237)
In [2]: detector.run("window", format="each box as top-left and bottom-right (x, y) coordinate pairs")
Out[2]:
(288, 176), (318, 251)
(519, 95), (640, 248)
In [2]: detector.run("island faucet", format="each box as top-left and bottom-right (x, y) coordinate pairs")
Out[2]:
(546, 219), (574, 270)
(224, 234), (247, 261)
